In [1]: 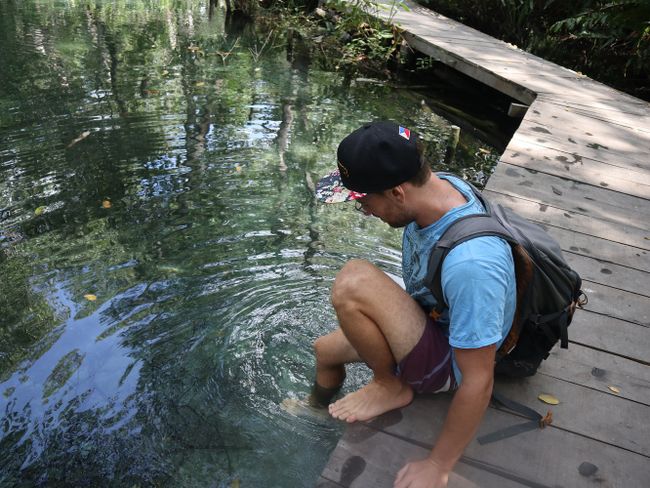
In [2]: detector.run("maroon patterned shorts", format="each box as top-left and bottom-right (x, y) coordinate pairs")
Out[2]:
(395, 318), (456, 394)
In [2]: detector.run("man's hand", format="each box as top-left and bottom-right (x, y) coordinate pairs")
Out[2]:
(394, 458), (449, 488)
(394, 345), (496, 487)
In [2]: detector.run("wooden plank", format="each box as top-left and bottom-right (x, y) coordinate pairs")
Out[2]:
(537, 85), (650, 115)
(489, 163), (650, 229)
(511, 129), (650, 175)
(522, 105), (650, 149)
(580, 280), (650, 327)
(544, 225), (650, 273)
(570, 309), (650, 363)
(483, 190), (650, 251)
(365, 395), (650, 487)
(516, 120), (650, 173)
(501, 139), (650, 200)
(520, 79), (650, 116)
(537, 96), (650, 131)
(402, 32), (535, 104)
(321, 423), (523, 487)
(539, 344), (650, 405)
(561, 341), (650, 378)
(524, 101), (650, 136)
(564, 252), (650, 297)
(494, 374), (650, 456)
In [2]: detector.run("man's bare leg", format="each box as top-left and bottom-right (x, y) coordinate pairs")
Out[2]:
(311, 328), (361, 406)
(323, 259), (428, 423)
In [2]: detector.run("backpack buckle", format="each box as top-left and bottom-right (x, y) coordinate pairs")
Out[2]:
(577, 291), (588, 308)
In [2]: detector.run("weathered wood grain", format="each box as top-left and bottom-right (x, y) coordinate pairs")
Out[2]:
(564, 252), (650, 297)
(489, 162), (650, 229)
(321, 423), (525, 488)
(494, 374), (650, 456)
(402, 32), (536, 104)
(537, 95), (650, 130)
(579, 280), (650, 327)
(501, 139), (650, 199)
(544, 225), (650, 273)
(539, 344), (650, 405)
(516, 120), (650, 173)
(538, 91), (650, 118)
(569, 310), (650, 363)
(483, 190), (650, 251)
(364, 395), (650, 487)
(524, 101), (650, 136)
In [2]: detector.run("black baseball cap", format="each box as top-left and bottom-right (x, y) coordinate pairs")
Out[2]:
(315, 121), (422, 203)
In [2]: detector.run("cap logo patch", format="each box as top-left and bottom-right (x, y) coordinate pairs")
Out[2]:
(398, 126), (410, 140)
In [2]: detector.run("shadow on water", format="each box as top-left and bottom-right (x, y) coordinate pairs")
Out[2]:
(0, 0), (501, 486)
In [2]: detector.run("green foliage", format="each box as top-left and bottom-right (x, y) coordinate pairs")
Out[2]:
(550, 0), (650, 76)
(320, 0), (405, 68)
(421, 0), (650, 99)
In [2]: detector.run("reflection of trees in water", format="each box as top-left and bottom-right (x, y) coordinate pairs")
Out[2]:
(0, 3), (251, 483)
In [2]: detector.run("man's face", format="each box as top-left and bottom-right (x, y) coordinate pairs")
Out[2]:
(354, 192), (413, 228)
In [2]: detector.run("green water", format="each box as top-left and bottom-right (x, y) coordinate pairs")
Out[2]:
(0, 1), (499, 486)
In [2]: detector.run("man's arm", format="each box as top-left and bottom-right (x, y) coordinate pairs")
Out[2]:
(394, 344), (495, 488)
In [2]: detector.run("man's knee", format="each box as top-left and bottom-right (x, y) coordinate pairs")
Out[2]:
(313, 334), (345, 367)
(313, 335), (328, 364)
(331, 259), (377, 310)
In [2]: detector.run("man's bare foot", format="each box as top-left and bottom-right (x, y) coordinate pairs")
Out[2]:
(328, 378), (413, 423)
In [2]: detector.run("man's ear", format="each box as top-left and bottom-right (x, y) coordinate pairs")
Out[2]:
(390, 185), (406, 204)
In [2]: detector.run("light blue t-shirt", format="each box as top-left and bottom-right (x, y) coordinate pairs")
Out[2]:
(401, 174), (516, 383)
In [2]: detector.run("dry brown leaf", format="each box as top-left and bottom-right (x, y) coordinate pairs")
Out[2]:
(608, 385), (621, 394)
(538, 393), (560, 405)
(539, 410), (553, 428)
(102, 200), (112, 209)
(84, 294), (97, 301)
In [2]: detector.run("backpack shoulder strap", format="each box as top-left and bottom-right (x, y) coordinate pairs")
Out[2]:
(425, 211), (517, 315)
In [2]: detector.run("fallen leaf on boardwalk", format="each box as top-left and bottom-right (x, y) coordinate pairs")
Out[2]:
(102, 200), (112, 209)
(84, 294), (97, 301)
(538, 393), (560, 405)
(608, 385), (621, 394)
(34, 206), (46, 216)
(66, 130), (91, 149)
(539, 410), (553, 428)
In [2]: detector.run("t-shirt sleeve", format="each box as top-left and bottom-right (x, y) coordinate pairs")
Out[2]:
(441, 237), (511, 349)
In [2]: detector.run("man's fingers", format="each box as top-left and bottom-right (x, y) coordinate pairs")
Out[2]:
(394, 463), (410, 487)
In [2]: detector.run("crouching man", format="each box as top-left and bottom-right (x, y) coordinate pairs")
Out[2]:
(312, 121), (516, 487)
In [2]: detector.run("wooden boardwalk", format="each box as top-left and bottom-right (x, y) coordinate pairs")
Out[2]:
(319, 2), (650, 487)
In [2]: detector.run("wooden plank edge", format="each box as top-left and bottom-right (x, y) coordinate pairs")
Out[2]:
(482, 189), (650, 251)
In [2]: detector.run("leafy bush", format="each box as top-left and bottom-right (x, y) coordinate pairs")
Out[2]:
(420, 0), (650, 100)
